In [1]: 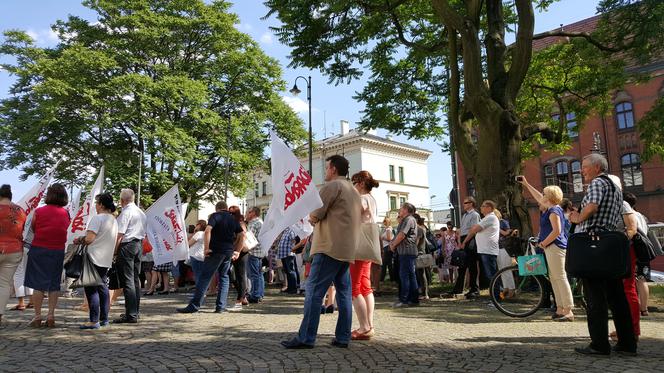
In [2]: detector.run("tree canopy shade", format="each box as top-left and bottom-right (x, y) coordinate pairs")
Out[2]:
(0, 0), (307, 206)
(265, 0), (664, 231)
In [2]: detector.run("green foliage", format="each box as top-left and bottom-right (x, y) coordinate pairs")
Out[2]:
(638, 96), (664, 162)
(0, 0), (307, 207)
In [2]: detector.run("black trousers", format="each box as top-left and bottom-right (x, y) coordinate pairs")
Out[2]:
(583, 277), (637, 353)
(117, 240), (142, 320)
(452, 236), (478, 294)
(233, 252), (248, 300)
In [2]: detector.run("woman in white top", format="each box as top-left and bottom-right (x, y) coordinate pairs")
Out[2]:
(350, 171), (380, 341)
(74, 193), (119, 329)
(187, 220), (207, 286)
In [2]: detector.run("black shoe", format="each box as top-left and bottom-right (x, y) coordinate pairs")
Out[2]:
(464, 291), (479, 299)
(574, 345), (610, 356)
(612, 344), (637, 356)
(247, 297), (260, 304)
(214, 307), (224, 313)
(441, 292), (461, 299)
(176, 306), (198, 314)
(325, 305), (334, 314)
(112, 316), (138, 324)
(281, 338), (314, 349)
(330, 339), (349, 348)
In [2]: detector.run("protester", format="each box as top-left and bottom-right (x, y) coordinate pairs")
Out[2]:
(140, 240), (154, 291)
(413, 214), (430, 301)
(281, 155), (361, 349)
(151, 261), (173, 294)
(228, 205), (249, 310)
(113, 188), (146, 324)
(245, 207), (265, 303)
(177, 201), (244, 313)
(349, 170), (380, 340)
(495, 212), (516, 299)
(379, 217), (395, 285)
(277, 226), (298, 295)
(187, 220), (207, 288)
(568, 153), (637, 356)
(25, 183), (70, 328)
(74, 193), (118, 329)
(518, 177), (574, 321)
(441, 221), (459, 284)
(0, 185), (27, 325)
(389, 203), (419, 308)
(11, 224), (34, 312)
(447, 197), (481, 298)
(623, 193), (651, 318)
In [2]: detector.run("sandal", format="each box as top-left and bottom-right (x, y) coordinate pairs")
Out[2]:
(26, 303), (34, 309)
(640, 310), (649, 317)
(351, 328), (374, 340)
(10, 304), (26, 311)
(45, 317), (55, 328)
(28, 317), (43, 328)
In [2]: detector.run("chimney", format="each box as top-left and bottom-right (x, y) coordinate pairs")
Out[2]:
(340, 120), (350, 135)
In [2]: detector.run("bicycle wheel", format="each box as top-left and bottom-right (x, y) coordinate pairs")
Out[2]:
(490, 264), (545, 317)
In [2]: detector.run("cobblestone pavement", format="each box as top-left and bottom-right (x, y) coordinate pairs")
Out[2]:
(1, 287), (663, 373)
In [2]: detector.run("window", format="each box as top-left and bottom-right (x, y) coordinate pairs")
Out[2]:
(571, 161), (583, 193)
(616, 102), (635, 130)
(398, 166), (404, 184)
(399, 197), (406, 207)
(389, 165), (395, 182)
(622, 153), (643, 187)
(552, 112), (578, 138)
(254, 183), (259, 198)
(544, 160), (583, 194)
(389, 196), (397, 211)
(555, 161), (570, 194)
(262, 181), (267, 196)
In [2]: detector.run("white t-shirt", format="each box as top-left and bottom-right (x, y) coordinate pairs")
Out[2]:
(87, 213), (119, 268)
(189, 231), (205, 261)
(360, 193), (377, 224)
(476, 212), (500, 256)
(117, 203), (146, 242)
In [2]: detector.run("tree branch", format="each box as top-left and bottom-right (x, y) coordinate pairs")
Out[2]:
(388, 11), (446, 53)
(532, 30), (621, 53)
(506, 0), (534, 104)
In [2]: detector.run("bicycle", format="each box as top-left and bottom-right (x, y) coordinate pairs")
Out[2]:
(489, 237), (586, 318)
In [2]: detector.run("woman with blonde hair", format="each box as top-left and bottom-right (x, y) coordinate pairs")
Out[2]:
(518, 176), (574, 321)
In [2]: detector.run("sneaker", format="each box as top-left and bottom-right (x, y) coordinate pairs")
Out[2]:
(486, 301), (496, 309)
(392, 302), (407, 308)
(227, 303), (243, 312)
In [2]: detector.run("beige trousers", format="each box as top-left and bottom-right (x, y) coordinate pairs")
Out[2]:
(544, 243), (574, 309)
(0, 252), (23, 315)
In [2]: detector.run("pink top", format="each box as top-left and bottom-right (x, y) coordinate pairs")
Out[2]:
(0, 203), (27, 254)
(31, 205), (70, 250)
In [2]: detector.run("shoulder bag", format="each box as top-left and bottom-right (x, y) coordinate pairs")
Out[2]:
(243, 229), (259, 252)
(355, 223), (382, 265)
(415, 253), (434, 269)
(633, 228), (656, 264)
(70, 249), (104, 288)
(64, 244), (86, 279)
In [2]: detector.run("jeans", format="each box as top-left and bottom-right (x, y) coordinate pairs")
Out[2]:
(188, 251), (232, 311)
(479, 253), (498, 299)
(297, 254), (352, 345)
(281, 256), (298, 292)
(398, 254), (419, 304)
(453, 236), (479, 294)
(189, 257), (204, 286)
(247, 254), (265, 301)
(117, 240), (142, 320)
(84, 265), (109, 323)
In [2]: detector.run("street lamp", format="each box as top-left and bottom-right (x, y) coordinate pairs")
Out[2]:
(290, 75), (312, 176)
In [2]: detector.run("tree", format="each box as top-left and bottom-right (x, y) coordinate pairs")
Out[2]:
(264, 0), (664, 231)
(0, 0), (307, 206)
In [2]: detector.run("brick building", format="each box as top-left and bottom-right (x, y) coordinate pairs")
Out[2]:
(453, 15), (664, 270)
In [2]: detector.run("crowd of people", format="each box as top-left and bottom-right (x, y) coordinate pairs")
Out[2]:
(0, 152), (657, 356)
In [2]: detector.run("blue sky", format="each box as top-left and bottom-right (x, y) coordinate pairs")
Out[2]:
(0, 0), (599, 210)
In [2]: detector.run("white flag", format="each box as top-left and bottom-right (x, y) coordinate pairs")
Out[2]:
(68, 189), (81, 219)
(66, 167), (104, 245)
(16, 162), (59, 242)
(145, 185), (189, 266)
(258, 132), (323, 251)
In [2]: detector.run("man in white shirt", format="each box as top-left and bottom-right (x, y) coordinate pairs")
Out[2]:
(460, 200), (500, 299)
(113, 188), (146, 324)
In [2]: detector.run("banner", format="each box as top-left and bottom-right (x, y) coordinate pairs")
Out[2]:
(145, 185), (189, 266)
(68, 189), (81, 220)
(66, 167), (104, 245)
(258, 131), (323, 251)
(16, 162), (59, 242)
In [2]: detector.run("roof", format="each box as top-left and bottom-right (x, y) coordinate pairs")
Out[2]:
(315, 129), (432, 156)
(532, 15), (601, 51)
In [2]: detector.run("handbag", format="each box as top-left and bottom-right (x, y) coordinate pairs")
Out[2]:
(415, 253), (434, 269)
(70, 249), (104, 288)
(243, 229), (259, 252)
(355, 223), (382, 264)
(450, 249), (466, 267)
(517, 244), (548, 276)
(633, 228), (656, 264)
(647, 229), (663, 256)
(64, 244), (86, 279)
(107, 262), (121, 290)
(566, 230), (630, 279)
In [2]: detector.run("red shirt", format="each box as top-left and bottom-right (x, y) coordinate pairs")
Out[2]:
(31, 205), (71, 250)
(0, 203), (27, 254)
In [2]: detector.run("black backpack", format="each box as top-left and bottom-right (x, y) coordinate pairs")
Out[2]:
(425, 228), (437, 254)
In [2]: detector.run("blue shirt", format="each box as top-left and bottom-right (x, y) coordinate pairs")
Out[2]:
(539, 206), (567, 249)
(208, 211), (242, 253)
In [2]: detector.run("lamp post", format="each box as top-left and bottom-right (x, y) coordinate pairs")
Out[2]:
(429, 195), (437, 229)
(290, 75), (312, 176)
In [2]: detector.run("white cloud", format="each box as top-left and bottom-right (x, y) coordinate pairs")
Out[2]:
(237, 23), (253, 31)
(25, 30), (39, 42)
(45, 29), (59, 42)
(282, 96), (309, 113)
(259, 32), (273, 44)
(25, 28), (60, 45)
